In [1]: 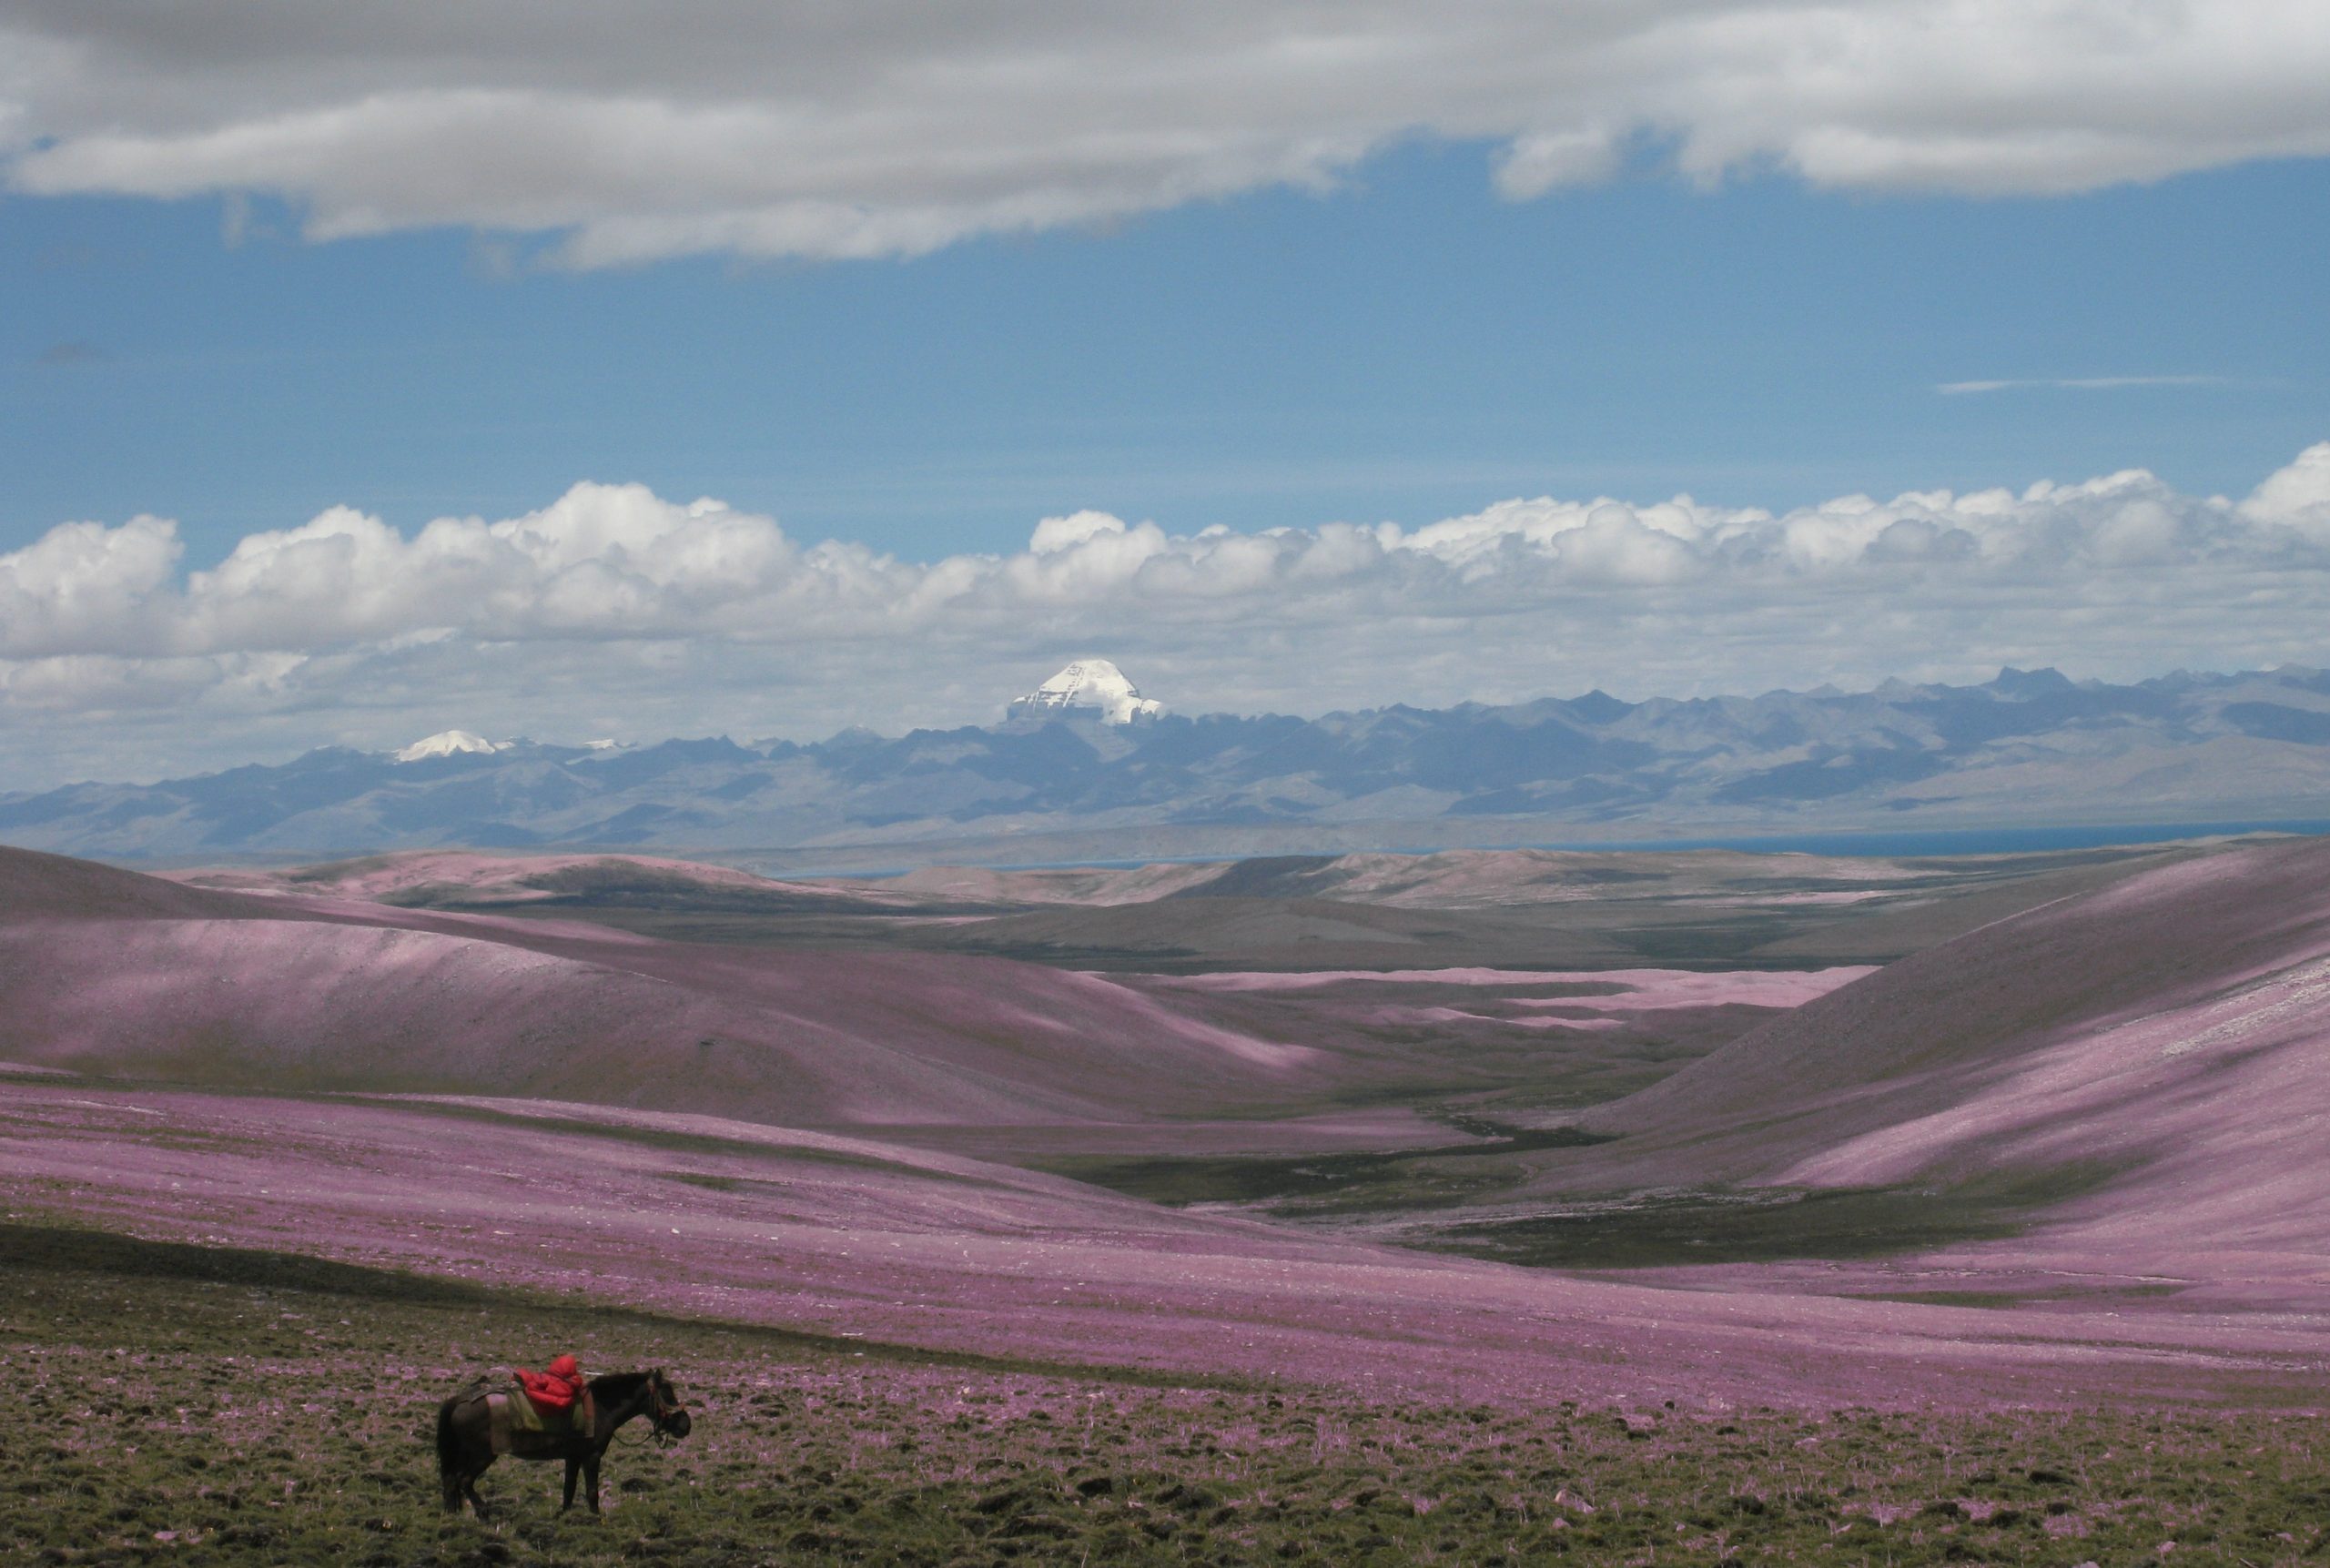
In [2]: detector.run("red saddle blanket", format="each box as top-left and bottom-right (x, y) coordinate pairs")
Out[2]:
(513, 1371), (589, 1427)
(519, 1370), (582, 1416)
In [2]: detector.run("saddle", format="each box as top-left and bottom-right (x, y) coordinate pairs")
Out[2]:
(477, 1373), (595, 1455)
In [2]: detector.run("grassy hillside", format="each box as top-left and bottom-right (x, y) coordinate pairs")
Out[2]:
(5, 1221), (2326, 1567)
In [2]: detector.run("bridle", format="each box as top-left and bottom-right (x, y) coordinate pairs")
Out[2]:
(646, 1376), (684, 1446)
(613, 1374), (686, 1449)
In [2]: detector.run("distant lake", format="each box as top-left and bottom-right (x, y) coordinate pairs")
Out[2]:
(1504, 819), (2330, 859)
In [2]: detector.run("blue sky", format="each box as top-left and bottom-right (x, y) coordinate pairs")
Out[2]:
(4, 4), (2330, 785)
(6, 147), (2327, 566)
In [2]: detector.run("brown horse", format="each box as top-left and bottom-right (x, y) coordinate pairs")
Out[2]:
(436, 1368), (691, 1515)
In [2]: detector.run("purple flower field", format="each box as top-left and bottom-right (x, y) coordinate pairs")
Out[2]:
(5, 836), (2330, 1562)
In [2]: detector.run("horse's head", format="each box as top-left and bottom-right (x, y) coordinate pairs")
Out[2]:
(645, 1368), (691, 1443)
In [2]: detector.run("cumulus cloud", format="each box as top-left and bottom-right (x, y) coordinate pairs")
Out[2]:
(0, 514), (182, 656)
(2239, 440), (2330, 544)
(7, 443), (2330, 786)
(3, 4), (2328, 265)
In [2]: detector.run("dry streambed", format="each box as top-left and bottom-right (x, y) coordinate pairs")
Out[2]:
(5, 1225), (2329, 1568)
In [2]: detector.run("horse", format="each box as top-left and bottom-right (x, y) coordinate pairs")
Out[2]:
(436, 1368), (692, 1516)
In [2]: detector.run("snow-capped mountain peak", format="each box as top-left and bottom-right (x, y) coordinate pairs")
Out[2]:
(1008, 659), (1164, 725)
(393, 729), (508, 763)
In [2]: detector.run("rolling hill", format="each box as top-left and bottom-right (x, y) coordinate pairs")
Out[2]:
(19, 831), (2330, 1288)
(185, 839), (2202, 975)
(1488, 835), (2330, 1276)
(0, 846), (1352, 1127)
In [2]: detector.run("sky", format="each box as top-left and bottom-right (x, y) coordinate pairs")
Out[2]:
(4, 2), (2330, 788)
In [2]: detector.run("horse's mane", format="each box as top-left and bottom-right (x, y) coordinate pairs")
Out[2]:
(586, 1369), (658, 1399)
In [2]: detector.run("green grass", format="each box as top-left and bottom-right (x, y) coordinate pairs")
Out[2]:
(4, 1223), (2326, 1566)
(1031, 1125), (1615, 1216)
(1034, 1137), (2125, 1271)
(1418, 1162), (2131, 1270)
(1420, 1186), (2042, 1269)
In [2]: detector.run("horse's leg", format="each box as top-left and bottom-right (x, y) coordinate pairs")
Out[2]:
(561, 1452), (581, 1512)
(464, 1455), (493, 1517)
(582, 1452), (603, 1516)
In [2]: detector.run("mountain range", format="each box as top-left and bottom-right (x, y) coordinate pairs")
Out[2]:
(7, 663), (2330, 865)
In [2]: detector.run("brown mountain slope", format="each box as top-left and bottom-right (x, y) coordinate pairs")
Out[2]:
(0, 845), (283, 922)
(1544, 837), (2330, 1265)
(0, 847), (1344, 1128)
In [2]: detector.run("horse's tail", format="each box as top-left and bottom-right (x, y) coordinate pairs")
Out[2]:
(435, 1397), (463, 1510)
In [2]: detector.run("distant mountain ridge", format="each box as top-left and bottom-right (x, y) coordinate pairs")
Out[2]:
(8, 664), (2330, 863)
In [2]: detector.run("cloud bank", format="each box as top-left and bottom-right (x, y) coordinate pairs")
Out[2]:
(5, 3), (2330, 264)
(5, 444), (2330, 788)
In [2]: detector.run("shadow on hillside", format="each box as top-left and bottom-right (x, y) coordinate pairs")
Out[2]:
(1411, 1162), (2131, 1270)
(0, 1221), (491, 1303)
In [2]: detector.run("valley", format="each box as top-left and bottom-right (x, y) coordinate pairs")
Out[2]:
(5, 829), (2330, 1560)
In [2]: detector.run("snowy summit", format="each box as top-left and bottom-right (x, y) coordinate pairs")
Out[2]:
(1008, 659), (1165, 725)
(394, 729), (509, 763)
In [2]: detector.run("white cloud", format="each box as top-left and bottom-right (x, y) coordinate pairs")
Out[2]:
(1938, 375), (2234, 395)
(1028, 511), (1130, 556)
(0, 513), (181, 656)
(4, 4), (2328, 265)
(2238, 440), (2330, 543)
(6, 443), (2330, 785)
